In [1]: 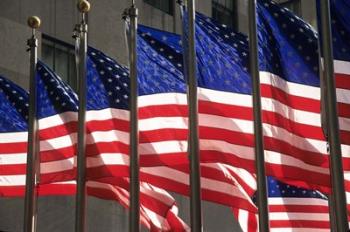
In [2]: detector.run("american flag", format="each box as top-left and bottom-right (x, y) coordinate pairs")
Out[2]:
(327, 0), (350, 191)
(86, 46), (258, 212)
(0, 73), (76, 196)
(234, 177), (330, 232)
(0, 64), (190, 231)
(0, 74), (30, 196)
(176, 0), (350, 193)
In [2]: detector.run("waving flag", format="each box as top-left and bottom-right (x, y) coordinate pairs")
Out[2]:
(0, 75), (29, 196)
(36, 61), (79, 183)
(86, 46), (257, 212)
(174, 0), (350, 193)
(234, 177), (330, 232)
(0, 74), (76, 196)
(0, 64), (189, 231)
(327, 0), (350, 167)
(37, 61), (190, 231)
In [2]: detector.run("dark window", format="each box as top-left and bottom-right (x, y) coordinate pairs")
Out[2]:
(144, 0), (174, 15)
(278, 0), (301, 16)
(212, 0), (237, 29)
(41, 35), (77, 90)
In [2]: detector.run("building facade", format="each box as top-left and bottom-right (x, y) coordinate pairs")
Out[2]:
(0, 0), (317, 231)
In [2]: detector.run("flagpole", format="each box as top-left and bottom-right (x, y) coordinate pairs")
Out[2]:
(75, 1), (90, 232)
(319, 1), (348, 231)
(126, 1), (140, 231)
(187, 0), (202, 231)
(247, 1), (270, 231)
(24, 16), (41, 232)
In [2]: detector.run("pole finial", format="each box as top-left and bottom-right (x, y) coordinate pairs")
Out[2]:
(77, 0), (91, 13)
(27, 16), (41, 29)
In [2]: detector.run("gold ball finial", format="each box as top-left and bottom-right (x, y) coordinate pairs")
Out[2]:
(27, 16), (41, 29)
(77, 0), (91, 13)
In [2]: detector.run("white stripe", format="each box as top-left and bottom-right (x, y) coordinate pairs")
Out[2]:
(40, 157), (75, 174)
(139, 140), (187, 155)
(0, 175), (25, 186)
(237, 209), (249, 232)
(334, 60), (350, 75)
(270, 229), (330, 232)
(86, 108), (129, 122)
(139, 92), (187, 107)
(0, 153), (27, 164)
(260, 71), (320, 100)
(39, 112), (77, 130)
(86, 153), (129, 167)
(0, 132), (27, 143)
(140, 117), (187, 131)
(269, 212), (329, 221)
(198, 87), (252, 107)
(268, 197), (328, 206)
(337, 88), (350, 104)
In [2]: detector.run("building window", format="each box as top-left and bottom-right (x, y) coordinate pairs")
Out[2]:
(278, 0), (301, 16)
(41, 35), (77, 90)
(212, 0), (237, 29)
(144, 0), (174, 15)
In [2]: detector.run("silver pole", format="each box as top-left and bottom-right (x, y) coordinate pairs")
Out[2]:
(127, 3), (140, 232)
(24, 16), (41, 232)
(247, 1), (270, 231)
(319, 1), (348, 231)
(75, 1), (90, 232)
(186, 0), (202, 231)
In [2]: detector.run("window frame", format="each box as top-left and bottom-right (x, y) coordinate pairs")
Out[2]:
(41, 34), (77, 90)
(144, 0), (174, 16)
(278, 0), (301, 16)
(211, 0), (238, 30)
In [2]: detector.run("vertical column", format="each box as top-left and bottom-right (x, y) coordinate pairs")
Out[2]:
(126, 1), (140, 232)
(75, 1), (90, 232)
(247, 1), (270, 231)
(23, 16), (41, 232)
(186, 0), (202, 231)
(319, 0), (348, 231)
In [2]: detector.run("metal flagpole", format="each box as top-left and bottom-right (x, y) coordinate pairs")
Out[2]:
(24, 16), (41, 232)
(186, 0), (202, 231)
(126, 1), (140, 231)
(319, 1), (348, 231)
(247, 1), (270, 231)
(75, 1), (90, 232)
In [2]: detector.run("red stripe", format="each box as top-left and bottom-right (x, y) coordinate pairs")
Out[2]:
(0, 142), (26, 153)
(270, 220), (330, 229)
(261, 84), (321, 113)
(336, 73), (350, 90)
(0, 184), (76, 197)
(269, 204), (329, 213)
(139, 104), (187, 119)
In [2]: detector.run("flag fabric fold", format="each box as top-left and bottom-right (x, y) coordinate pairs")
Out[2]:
(0, 65), (190, 231)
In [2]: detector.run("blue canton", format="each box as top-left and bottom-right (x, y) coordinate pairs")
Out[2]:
(329, 0), (350, 62)
(36, 61), (78, 119)
(0, 75), (28, 132)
